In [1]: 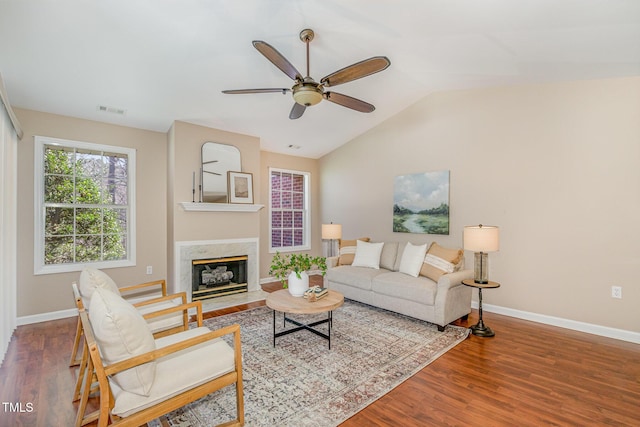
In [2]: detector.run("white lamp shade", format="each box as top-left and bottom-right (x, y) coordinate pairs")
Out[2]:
(322, 223), (342, 240)
(463, 225), (499, 252)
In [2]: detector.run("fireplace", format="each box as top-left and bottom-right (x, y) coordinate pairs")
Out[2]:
(192, 255), (248, 301)
(175, 238), (260, 303)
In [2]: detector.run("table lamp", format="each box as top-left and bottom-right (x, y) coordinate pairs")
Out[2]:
(463, 224), (499, 284)
(322, 223), (342, 257)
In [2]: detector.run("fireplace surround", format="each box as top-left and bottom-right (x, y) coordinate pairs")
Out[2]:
(175, 238), (260, 302)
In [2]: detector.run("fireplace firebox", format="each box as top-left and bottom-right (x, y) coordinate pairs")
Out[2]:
(191, 255), (248, 301)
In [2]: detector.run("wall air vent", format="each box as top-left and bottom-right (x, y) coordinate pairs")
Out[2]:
(97, 105), (126, 115)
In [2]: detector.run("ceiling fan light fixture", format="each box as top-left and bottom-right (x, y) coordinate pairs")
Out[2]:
(292, 84), (323, 106)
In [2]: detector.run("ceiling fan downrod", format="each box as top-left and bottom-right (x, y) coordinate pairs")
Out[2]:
(292, 28), (323, 107)
(300, 28), (314, 79)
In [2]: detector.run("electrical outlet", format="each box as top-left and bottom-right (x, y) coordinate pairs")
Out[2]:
(146, 266), (153, 275)
(611, 286), (622, 299)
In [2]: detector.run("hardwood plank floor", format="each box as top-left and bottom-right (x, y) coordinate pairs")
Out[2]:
(1, 280), (639, 426)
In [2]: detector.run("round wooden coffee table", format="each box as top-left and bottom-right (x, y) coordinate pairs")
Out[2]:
(266, 289), (344, 349)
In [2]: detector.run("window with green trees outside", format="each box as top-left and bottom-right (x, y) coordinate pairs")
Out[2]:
(34, 136), (136, 274)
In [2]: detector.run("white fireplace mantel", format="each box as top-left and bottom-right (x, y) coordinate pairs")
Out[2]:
(179, 202), (264, 212)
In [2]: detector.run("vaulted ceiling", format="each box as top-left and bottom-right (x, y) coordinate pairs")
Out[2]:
(1, 0), (638, 158)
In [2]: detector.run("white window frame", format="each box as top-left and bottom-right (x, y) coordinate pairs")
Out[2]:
(268, 167), (311, 253)
(34, 136), (136, 275)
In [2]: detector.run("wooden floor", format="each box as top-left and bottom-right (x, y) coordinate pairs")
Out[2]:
(1, 280), (639, 426)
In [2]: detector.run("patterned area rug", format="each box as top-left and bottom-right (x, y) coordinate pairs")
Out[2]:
(161, 300), (469, 427)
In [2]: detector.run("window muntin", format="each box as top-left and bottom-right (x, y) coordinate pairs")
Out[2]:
(34, 136), (136, 274)
(269, 168), (310, 252)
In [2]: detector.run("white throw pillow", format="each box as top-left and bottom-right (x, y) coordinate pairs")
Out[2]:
(351, 240), (384, 269)
(399, 242), (428, 277)
(89, 287), (156, 396)
(79, 267), (121, 300)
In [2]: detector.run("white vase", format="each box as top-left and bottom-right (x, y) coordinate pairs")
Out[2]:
(287, 271), (309, 297)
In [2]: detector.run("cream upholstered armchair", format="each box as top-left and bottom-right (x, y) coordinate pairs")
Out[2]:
(77, 287), (244, 427)
(70, 268), (189, 407)
(70, 268), (188, 367)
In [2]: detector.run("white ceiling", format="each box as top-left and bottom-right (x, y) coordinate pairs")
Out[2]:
(1, 0), (639, 158)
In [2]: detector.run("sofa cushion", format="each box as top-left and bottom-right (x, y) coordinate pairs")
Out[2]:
(398, 242), (428, 277)
(393, 242), (407, 271)
(379, 242), (399, 271)
(89, 287), (156, 396)
(338, 237), (370, 265)
(420, 242), (464, 282)
(372, 272), (437, 306)
(326, 265), (387, 291)
(352, 240), (384, 269)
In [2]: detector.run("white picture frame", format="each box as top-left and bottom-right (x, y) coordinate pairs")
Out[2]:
(227, 171), (254, 204)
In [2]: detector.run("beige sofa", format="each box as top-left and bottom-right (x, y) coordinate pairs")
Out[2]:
(326, 240), (473, 331)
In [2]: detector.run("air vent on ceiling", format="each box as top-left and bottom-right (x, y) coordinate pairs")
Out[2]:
(97, 105), (126, 115)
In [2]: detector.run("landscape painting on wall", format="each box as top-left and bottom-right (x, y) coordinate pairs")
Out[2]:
(393, 171), (450, 234)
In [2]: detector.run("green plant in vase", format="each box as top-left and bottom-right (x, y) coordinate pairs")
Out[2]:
(269, 252), (327, 289)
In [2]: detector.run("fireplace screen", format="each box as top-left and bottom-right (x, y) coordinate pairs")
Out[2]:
(192, 255), (248, 301)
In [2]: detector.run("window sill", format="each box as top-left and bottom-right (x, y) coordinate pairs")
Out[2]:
(179, 202), (264, 212)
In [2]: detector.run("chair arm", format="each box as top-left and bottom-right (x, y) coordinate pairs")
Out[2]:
(103, 324), (241, 376)
(120, 279), (167, 296)
(142, 300), (203, 327)
(133, 292), (187, 308)
(71, 282), (84, 310)
(437, 269), (474, 290)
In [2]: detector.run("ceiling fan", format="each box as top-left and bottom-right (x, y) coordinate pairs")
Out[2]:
(222, 29), (390, 119)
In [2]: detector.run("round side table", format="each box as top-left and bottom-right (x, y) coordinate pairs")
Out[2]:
(462, 279), (500, 337)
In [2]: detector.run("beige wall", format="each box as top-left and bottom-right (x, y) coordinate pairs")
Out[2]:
(13, 111), (322, 317)
(166, 121), (262, 291)
(15, 108), (167, 317)
(259, 151), (322, 278)
(319, 77), (640, 332)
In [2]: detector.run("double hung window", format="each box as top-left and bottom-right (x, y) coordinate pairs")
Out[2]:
(269, 168), (310, 252)
(34, 136), (136, 274)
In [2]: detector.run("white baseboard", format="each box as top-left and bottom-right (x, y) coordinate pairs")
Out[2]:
(260, 276), (277, 285)
(472, 301), (640, 344)
(17, 308), (77, 326)
(17, 295), (639, 344)
(16, 292), (164, 326)
(260, 270), (324, 286)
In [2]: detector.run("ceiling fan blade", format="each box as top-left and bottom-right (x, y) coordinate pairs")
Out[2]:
(289, 102), (306, 120)
(324, 92), (375, 113)
(253, 40), (303, 82)
(320, 56), (390, 87)
(222, 88), (291, 94)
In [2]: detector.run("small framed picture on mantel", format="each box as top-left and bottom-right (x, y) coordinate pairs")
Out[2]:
(227, 171), (254, 204)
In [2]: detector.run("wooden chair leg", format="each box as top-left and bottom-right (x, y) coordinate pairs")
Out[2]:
(75, 346), (100, 427)
(72, 342), (89, 402)
(69, 316), (83, 367)
(235, 376), (245, 426)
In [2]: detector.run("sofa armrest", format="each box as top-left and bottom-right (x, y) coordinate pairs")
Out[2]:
(326, 256), (340, 268)
(437, 269), (474, 290)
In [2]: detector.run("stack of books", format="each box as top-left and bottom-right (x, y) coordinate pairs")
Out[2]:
(304, 286), (328, 300)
